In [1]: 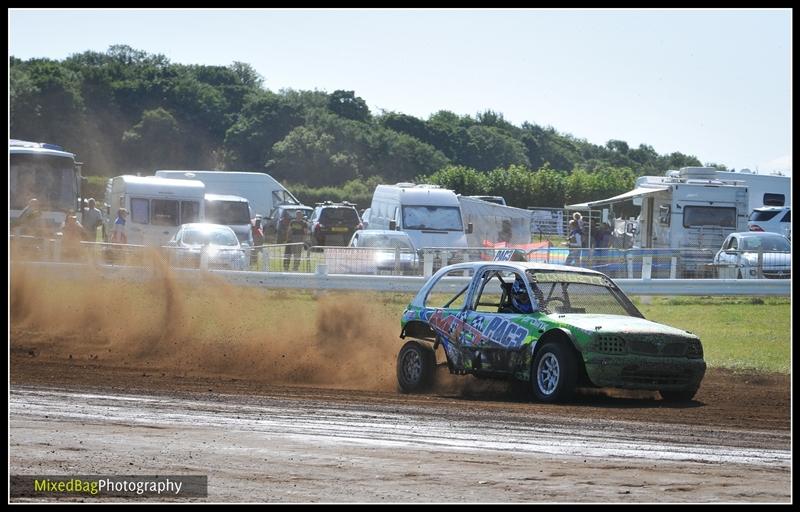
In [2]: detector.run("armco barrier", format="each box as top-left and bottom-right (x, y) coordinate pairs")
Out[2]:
(12, 261), (791, 296)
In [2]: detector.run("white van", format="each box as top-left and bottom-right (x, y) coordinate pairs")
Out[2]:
(154, 170), (299, 220)
(369, 183), (471, 250)
(204, 193), (254, 247)
(104, 175), (205, 246)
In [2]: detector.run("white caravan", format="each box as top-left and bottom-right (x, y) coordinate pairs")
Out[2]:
(154, 170), (299, 220)
(568, 167), (749, 275)
(636, 168), (790, 212)
(369, 183), (472, 250)
(104, 175), (205, 246)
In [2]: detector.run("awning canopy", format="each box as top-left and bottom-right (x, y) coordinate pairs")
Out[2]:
(565, 186), (668, 210)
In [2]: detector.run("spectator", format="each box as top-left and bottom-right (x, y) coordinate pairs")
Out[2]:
(284, 210), (308, 271)
(60, 210), (86, 259)
(565, 219), (583, 266)
(251, 215), (265, 247)
(82, 198), (105, 242)
(111, 208), (128, 244)
(276, 210), (291, 244)
(498, 219), (513, 244)
(14, 198), (47, 237)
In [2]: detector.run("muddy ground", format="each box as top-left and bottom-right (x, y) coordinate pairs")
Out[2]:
(8, 265), (792, 502)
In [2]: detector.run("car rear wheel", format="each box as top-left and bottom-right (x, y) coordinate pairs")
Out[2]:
(659, 385), (700, 402)
(397, 341), (436, 393)
(531, 342), (577, 403)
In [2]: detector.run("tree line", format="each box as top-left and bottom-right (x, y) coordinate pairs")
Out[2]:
(11, 45), (705, 209)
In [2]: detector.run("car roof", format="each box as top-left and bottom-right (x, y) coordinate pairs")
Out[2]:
(731, 231), (789, 237)
(753, 206), (790, 211)
(437, 261), (608, 276)
(354, 229), (410, 236)
(180, 222), (236, 232)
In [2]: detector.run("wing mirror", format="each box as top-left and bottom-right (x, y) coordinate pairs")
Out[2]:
(389, 219), (397, 231)
(466, 222), (473, 234)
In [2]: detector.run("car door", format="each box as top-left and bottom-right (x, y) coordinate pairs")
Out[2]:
(715, 235), (738, 278)
(460, 269), (533, 375)
(421, 267), (475, 371)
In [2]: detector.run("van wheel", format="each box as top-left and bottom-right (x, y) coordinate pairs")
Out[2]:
(397, 341), (436, 393)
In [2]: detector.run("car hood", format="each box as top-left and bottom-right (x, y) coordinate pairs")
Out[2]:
(548, 314), (695, 338)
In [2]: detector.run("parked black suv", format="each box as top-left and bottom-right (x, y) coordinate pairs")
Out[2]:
(309, 201), (362, 246)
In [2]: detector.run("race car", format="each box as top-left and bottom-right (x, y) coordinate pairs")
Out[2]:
(397, 261), (706, 402)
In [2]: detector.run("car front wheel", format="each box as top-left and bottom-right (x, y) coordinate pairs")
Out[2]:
(531, 342), (577, 403)
(397, 341), (436, 393)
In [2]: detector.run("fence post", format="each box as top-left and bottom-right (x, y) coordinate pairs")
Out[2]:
(260, 247), (268, 272)
(670, 256), (677, 279)
(423, 250), (434, 277)
(441, 250), (448, 267)
(394, 246), (401, 274)
(642, 256), (652, 280)
(757, 248), (764, 279)
(626, 251), (634, 278)
(200, 246), (209, 272)
(52, 238), (61, 262)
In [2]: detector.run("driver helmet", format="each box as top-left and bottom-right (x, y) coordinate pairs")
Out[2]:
(511, 276), (533, 313)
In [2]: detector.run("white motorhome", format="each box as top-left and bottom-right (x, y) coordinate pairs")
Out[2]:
(636, 168), (790, 212)
(204, 193), (254, 247)
(458, 196), (532, 246)
(103, 175), (205, 246)
(369, 183), (472, 250)
(154, 170), (299, 219)
(568, 167), (749, 274)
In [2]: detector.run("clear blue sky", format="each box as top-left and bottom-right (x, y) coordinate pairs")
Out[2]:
(9, 8), (792, 175)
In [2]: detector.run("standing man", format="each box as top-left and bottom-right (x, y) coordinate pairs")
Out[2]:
(82, 198), (105, 242)
(111, 208), (128, 244)
(284, 210), (308, 271)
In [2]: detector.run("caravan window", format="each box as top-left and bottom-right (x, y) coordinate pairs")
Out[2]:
(682, 206), (736, 228)
(402, 206), (464, 231)
(131, 198), (150, 224)
(181, 201), (201, 224)
(152, 199), (179, 226)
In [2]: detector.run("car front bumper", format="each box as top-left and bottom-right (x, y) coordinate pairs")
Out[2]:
(584, 355), (706, 391)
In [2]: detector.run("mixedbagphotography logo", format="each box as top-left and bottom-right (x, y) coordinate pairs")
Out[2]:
(10, 475), (208, 499)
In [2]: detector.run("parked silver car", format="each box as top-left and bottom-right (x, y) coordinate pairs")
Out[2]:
(165, 223), (248, 270)
(712, 232), (791, 279)
(348, 229), (419, 274)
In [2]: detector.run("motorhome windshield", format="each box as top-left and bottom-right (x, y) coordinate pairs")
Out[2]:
(10, 153), (76, 210)
(205, 200), (251, 225)
(682, 206), (737, 228)
(402, 206), (464, 231)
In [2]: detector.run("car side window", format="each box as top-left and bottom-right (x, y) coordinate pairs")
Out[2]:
(471, 270), (520, 313)
(423, 268), (474, 309)
(729, 237), (738, 250)
(781, 210), (791, 223)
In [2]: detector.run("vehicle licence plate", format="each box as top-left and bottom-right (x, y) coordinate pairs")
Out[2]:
(331, 227), (348, 232)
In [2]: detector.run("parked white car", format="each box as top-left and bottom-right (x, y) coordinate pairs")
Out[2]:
(748, 206), (791, 238)
(713, 232), (791, 279)
(165, 223), (248, 271)
(348, 229), (419, 275)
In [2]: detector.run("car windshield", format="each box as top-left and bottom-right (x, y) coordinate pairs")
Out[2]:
(182, 227), (239, 246)
(359, 234), (414, 250)
(402, 206), (464, 231)
(739, 235), (790, 252)
(526, 270), (642, 317)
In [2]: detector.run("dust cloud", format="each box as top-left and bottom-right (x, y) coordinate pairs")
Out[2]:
(10, 259), (399, 392)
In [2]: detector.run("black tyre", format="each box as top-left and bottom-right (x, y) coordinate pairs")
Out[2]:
(531, 342), (577, 403)
(659, 385), (700, 402)
(397, 341), (436, 393)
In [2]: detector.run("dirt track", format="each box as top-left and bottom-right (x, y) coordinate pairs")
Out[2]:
(9, 334), (792, 503)
(8, 267), (792, 502)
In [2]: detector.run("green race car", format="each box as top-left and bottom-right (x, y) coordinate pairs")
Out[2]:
(398, 261), (706, 402)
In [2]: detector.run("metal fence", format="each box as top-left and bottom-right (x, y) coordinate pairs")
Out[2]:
(9, 235), (792, 282)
